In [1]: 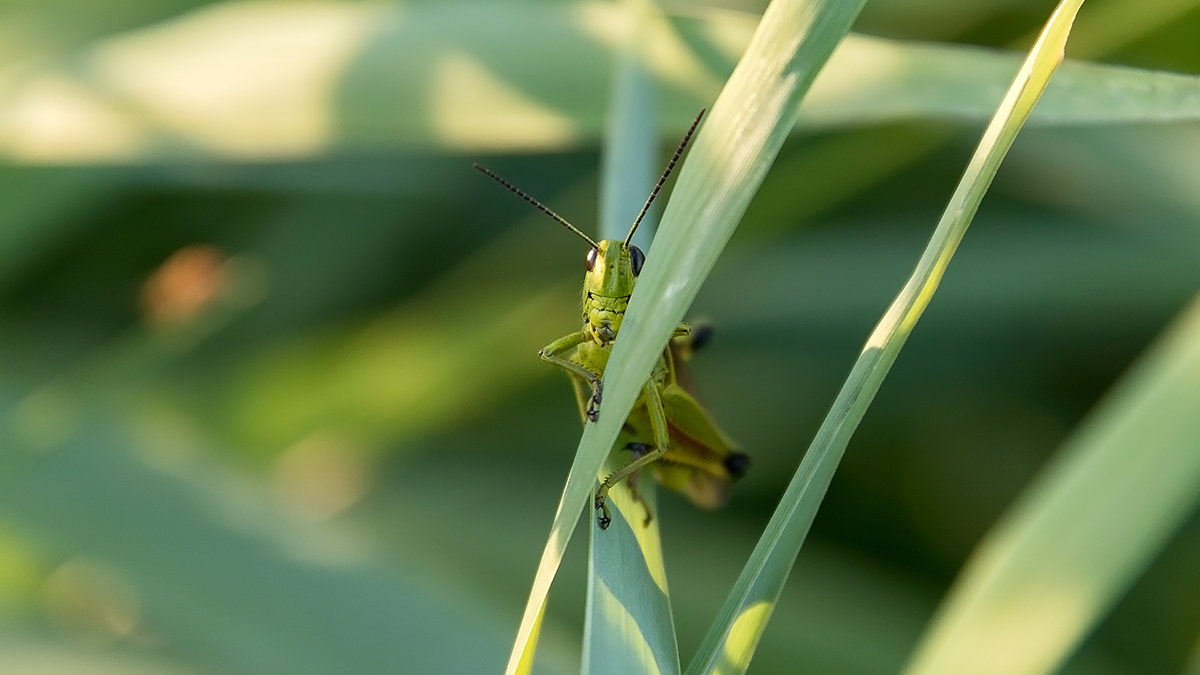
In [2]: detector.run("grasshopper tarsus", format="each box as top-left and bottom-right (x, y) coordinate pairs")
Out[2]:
(586, 380), (603, 421)
(595, 461), (656, 528)
(594, 489), (612, 530)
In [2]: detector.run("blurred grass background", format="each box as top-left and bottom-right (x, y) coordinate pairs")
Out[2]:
(1, 0), (1199, 673)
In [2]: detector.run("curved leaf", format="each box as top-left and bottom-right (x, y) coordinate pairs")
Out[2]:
(584, 2), (678, 674)
(502, 0), (870, 671)
(685, 2), (1084, 674)
(902, 264), (1200, 674)
(1, 2), (1198, 161)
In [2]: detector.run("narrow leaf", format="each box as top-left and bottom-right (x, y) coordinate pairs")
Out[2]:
(685, 2), (1085, 674)
(7, 3), (1200, 160)
(598, 0), (659, 248)
(584, 1), (679, 673)
(584, 469), (678, 675)
(902, 290), (1200, 675)
(503, 0), (870, 671)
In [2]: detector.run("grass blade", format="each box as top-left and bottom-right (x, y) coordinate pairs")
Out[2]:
(1, 418), (516, 675)
(901, 291), (1200, 672)
(584, 468), (678, 675)
(684, 2), (1085, 674)
(14, 3), (1200, 161)
(584, 2), (679, 673)
(598, 0), (659, 248)
(502, 0), (869, 671)
(799, 33), (1200, 131)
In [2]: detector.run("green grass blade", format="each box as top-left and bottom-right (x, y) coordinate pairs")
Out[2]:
(0, 295), (523, 674)
(0, 417), (518, 675)
(1189, 642), (1200, 675)
(10, 2), (1200, 161)
(584, 2), (679, 673)
(800, 33), (1200, 131)
(598, 0), (659, 248)
(0, 637), (209, 674)
(900, 230), (1200, 669)
(584, 470), (678, 675)
(684, 2), (1084, 674)
(502, 0), (869, 671)
(902, 290), (1200, 675)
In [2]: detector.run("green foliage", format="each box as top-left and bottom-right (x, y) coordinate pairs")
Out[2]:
(685, 4), (1084, 674)
(584, 2), (680, 673)
(904, 281), (1200, 675)
(2, 1), (1200, 675)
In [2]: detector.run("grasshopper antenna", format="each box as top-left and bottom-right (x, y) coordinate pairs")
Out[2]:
(624, 108), (706, 247)
(474, 163), (599, 248)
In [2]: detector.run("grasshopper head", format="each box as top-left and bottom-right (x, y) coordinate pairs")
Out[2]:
(473, 109), (704, 346)
(582, 240), (645, 344)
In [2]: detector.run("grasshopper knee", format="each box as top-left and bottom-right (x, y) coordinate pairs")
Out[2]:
(624, 442), (652, 459)
(723, 451), (750, 479)
(690, 322), (715, 352)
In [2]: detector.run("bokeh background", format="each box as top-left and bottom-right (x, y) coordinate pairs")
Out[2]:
(1, 0), (1199, 673)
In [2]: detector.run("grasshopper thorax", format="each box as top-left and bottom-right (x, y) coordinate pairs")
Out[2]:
(583, 240), (645, 344)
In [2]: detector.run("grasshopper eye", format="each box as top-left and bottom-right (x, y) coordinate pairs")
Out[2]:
(629, 245), (645, 276)
(585, 247), (599, 271)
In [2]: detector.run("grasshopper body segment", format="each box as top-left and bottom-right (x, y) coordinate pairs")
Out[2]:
(475, 109), (748, 529)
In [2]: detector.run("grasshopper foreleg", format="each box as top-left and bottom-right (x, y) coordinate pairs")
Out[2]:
(540, 332), (603, 421)
(594, 381), (670, 529)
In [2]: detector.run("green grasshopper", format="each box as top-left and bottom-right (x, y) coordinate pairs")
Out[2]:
(474, 110), (748, 529)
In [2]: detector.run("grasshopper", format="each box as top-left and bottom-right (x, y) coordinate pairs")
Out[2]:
(474, 110), (748, 529)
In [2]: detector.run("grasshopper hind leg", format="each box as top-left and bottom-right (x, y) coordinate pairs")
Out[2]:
(672, 321), (714, 362)
(594, 442), (655, 530)
(594, 379), (670, 530)
(625, 443), (654, 527)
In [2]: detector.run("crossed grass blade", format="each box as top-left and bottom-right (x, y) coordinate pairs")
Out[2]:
(503, 0), (870, 672)
(685, 1), (1085, 673)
